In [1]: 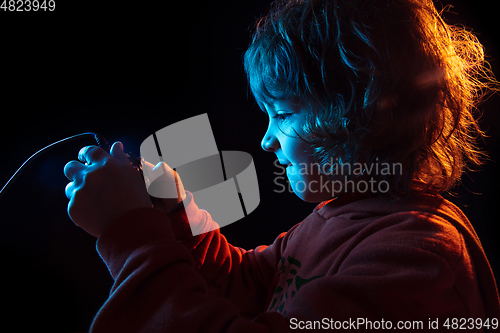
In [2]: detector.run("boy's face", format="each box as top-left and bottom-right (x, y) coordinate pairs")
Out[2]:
(261, 100), (335, 202)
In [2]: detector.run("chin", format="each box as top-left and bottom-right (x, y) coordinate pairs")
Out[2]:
(292, 188), (334, 203)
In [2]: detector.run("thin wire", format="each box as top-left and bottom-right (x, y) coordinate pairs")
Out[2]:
(0, 132), (98, 200)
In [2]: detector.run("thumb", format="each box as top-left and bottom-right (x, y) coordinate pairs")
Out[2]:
(147, 162), (186, 200)
(110, 141), (130, 164)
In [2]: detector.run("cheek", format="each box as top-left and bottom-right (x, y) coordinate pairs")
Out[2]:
(282, 136), (315, 164)
(280, 133), (336, 201)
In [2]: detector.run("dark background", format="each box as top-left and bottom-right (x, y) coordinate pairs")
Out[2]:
(0, 1), (498, 331)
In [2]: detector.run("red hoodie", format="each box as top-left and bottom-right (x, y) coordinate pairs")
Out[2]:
(91, 192), (500, 332)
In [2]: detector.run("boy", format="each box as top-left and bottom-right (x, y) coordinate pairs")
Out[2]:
(64, 0), (500, 331)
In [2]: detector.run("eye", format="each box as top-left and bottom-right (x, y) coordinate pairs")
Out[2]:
(273, 113), (293, 122)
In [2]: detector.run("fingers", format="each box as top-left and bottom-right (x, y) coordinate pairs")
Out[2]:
(144, 161), (186, 200)
(110, 141), (130, 164)
(78, 145), (108, 165)
(64, 160), (86, 181)
(64, 141), (134, 200)
(65, 145), (110, 182)
(65, 181), (76, 199)
(65, 142), (131, 182)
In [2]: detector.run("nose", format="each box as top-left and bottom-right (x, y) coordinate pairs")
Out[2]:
(261, 132), (279, 152)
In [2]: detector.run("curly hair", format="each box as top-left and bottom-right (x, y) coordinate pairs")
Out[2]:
(244, 0), (498, 198)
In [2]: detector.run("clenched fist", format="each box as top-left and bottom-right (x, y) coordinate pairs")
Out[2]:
(63, 142), (153, 237)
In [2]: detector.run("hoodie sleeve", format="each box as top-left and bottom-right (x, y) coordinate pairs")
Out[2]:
(91, 200), (295, 332)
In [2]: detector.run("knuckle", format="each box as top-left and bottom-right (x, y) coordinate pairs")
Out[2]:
(80, 157), (118, 185)
(78, 146), (91, 163)
(65, 182), (74, 199)
(81, 169), (95, 185)
(63, 160), (77, 175)
(100, 157), (112, 168)
(101, 156), (119, 168)
(78, 170), (96, 191)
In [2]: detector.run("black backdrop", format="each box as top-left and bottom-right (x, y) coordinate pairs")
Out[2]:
(1, 1), (499, 331)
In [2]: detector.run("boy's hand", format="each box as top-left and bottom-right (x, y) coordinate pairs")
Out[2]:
(64, 142), (153, 237)
(141, 160), (187, 216)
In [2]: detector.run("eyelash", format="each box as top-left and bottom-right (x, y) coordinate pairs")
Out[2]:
(274, 113), (292, 121)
